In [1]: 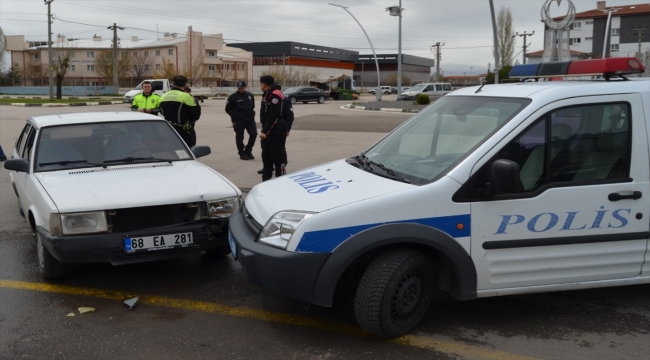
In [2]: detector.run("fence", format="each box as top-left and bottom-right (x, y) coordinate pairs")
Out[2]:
(0, 86), (133, 96)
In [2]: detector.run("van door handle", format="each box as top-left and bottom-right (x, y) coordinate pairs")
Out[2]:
(608, 191), (642, 201)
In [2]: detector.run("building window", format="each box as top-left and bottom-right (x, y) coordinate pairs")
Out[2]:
(155, 64), (160, 70)
(585, 21), (593, 25)
(168, 49), (174, 56)
(570, 38), (581, 45)
(69, 52), (75, 59)
(133, 52), (138, 57)
(86, 51), (94, 58)
(155, 50), (161, 56)
(144, 50), (149, 57)
(573, 22), (581, 29)
(87, 65), (95, 71)
(238, 63), (245, 71)
(85, 81), (99, 86)
(611, 44), (619, 52)
(208, 51), (216, 57)
(121, 52), (128, 58)
(585, 37), (593, 41)
(611, 28), (620, 36)
(208, 64), (216, 71)
(32, 54), (40, 61)
(68, 65), (75, 72)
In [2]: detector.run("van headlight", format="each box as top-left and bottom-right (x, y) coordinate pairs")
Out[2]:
(206, 197), (240, 218)
(60, 211), (108, 235)
(259, 211), (314, 249)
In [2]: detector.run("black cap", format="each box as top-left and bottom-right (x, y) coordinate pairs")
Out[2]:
(236, 81), (247, 89)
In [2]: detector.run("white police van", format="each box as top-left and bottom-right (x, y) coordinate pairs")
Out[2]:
(228, 57), (650, 337)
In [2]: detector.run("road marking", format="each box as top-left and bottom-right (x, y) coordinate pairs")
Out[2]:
(0, 279), (539, 360)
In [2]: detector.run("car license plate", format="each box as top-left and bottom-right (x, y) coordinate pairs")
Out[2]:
(228, 230), (237, 260)
(124, 232), (193, 253)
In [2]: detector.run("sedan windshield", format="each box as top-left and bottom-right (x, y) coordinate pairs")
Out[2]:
(283, 87), (303, 94)
(362, 96), (531, 185)
(35, 120), (191, 172)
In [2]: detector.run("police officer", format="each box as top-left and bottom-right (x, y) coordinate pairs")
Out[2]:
(225, 81), (257, 160)
(257, 84), (293, 175)
(259, 75), (287, 181)
(160, 75), (201, 147)
(131, 81), (161, 114)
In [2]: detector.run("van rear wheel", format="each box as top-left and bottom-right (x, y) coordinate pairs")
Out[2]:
(354, 248), (434, 338)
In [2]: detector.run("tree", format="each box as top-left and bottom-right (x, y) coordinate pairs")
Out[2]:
(153, 57), (176, 81)
(497, 5), (515, 67)
(0, 26), (6, 68)
(131, 52), (154, 84)
(52, 48), (75, 99)
(95, 51), (131, 86)
(5, 63), (22, 86)
(182, 55), (207, 86)
(217, 62), (235, 86)
(484, 65), (513, 84)
(26, 62), (48, 86)
(387, 73), (412, 86)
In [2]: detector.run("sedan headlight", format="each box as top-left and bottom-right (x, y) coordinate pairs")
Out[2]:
(205, 197), (241, 218)
(60, 211), (108, 235)
(259, 211), (314, 249)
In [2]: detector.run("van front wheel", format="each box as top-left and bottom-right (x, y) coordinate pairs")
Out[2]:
(354, 248), (434, 338)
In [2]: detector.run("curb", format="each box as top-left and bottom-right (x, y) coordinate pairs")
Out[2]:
(342, 104), (421, 113)
(1, 101), (124, 107)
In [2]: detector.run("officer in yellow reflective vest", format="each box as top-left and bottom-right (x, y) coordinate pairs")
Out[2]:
(160, 75), (201, 147)
(131, 81), (161, 115)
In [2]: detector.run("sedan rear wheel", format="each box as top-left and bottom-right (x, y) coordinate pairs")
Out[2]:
(318, 96), (326, 104)
(290, 96), (296, 105)
(37, 232), (66, 279)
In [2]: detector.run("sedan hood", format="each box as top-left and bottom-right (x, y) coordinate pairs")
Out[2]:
(36, 161), (240, 213)
(245, 159), (413, 224)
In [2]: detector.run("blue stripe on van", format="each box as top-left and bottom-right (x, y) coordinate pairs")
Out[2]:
(294, 214), (471, 253)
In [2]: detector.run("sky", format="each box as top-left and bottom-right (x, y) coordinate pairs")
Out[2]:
(0, 0), (645, 75)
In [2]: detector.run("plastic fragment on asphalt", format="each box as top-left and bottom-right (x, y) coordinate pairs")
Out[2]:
(66, 312), (75, 317)
(124, 297), (139, 310)
(78, 307), (95, 314)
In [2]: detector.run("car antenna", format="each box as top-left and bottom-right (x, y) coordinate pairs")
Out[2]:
(475, 83), (488, 94)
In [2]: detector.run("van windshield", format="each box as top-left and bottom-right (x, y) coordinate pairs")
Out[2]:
(360, 96), (531, 185)
(410, 84), (426, 92)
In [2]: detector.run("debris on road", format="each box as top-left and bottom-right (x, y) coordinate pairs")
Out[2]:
(78, 307), (95, 314)
(66, 313), (75, 317)
(124, 297), (139, 310)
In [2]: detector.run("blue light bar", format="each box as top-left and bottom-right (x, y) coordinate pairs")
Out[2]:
(509, 63), (539, 78)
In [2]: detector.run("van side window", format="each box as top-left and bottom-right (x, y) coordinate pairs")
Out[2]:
(500, 103), (630, 191)
(151, 81), (163, 91)
(443, 84), (452, 91)
(435, 85), (443, 91)
(424, 85), (433, 92)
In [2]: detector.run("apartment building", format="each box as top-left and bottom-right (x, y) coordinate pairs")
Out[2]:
(5, 27), (253, 87)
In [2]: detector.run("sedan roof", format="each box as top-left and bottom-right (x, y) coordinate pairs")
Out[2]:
(28, 112), (164, 129)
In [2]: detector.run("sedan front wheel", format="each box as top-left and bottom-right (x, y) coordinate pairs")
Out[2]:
(318, 96), (326, 104)
(289, 97), (296, 105)
(37, 232), (66, 279)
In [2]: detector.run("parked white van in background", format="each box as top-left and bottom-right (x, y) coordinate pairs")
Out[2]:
(400, 82), (453, 100)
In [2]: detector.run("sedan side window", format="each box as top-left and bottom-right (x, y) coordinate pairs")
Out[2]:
(15, 124), (31, 157)
(22, 127), (37, 162)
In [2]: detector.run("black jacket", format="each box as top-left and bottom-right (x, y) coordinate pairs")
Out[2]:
(160, 87), (201, 126)
(260, 85), (285, 135)
(225, 91), (255, 122)
(283, 98), (294, 131)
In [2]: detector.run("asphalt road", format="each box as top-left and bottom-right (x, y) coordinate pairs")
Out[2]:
(0, 99), (648, 360)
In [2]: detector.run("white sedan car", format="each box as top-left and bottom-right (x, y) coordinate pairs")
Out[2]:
(4, 112), (242, 278)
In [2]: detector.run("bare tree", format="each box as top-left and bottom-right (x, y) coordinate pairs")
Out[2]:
(52, 48), (76, 99)
(26, 62), (48, 85)
(95, 51), (132, 86)
(5, 63), (22, 86)
(0, 26), (6, 67)
(153, 57), (176, 81)
(497, 5), (515, 67)
(131, 52), (154, 84)
(260, 64), (284, 83)
(217, 62), (235, 86)
(182, 55), (207, 86)
(387, 73), (412, 86)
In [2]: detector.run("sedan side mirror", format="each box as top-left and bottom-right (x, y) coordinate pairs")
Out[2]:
(191, 145), (211, 159)
(4, 159), (30, 173)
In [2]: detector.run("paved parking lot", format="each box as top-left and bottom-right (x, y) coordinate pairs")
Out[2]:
(0, 99), (648, 360)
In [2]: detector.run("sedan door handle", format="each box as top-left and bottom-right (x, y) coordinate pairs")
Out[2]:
(608, 191), (642, 201)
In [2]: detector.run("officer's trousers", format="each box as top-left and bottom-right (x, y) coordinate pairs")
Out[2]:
(261, 131), (287, 181)
(233, 119), (257, 155)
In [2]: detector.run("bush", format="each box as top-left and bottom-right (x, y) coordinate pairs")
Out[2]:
(415, 94), (430, 105)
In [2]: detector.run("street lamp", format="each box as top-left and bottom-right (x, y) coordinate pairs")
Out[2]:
(329, 3), (382, 101)
(386, 2), (404, 100)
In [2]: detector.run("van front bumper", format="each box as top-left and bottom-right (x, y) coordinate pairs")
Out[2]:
(228, 212), (330, 303)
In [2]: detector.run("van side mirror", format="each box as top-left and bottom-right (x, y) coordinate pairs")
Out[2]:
(191, 145), (211, 159)
(491, 159), (522, 194)
(4, 159), (30, 173)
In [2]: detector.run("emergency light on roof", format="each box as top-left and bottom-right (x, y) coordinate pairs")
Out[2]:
(509, 57), (645, 79)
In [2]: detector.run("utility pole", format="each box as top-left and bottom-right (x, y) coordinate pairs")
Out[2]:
(632, 26), (648, 59)
(108, 23), (124, 96)
(45, 0), (54, 100)
(514, 31), (534, 64)
(489, 0), (499, 84)
(431, 42), (444, 81)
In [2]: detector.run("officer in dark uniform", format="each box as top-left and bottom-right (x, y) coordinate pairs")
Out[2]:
(258, 75), (287, 181)
(225, 81), (257, 160)
(160, 75), (201, 147)
(257, 84), (293, 175)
